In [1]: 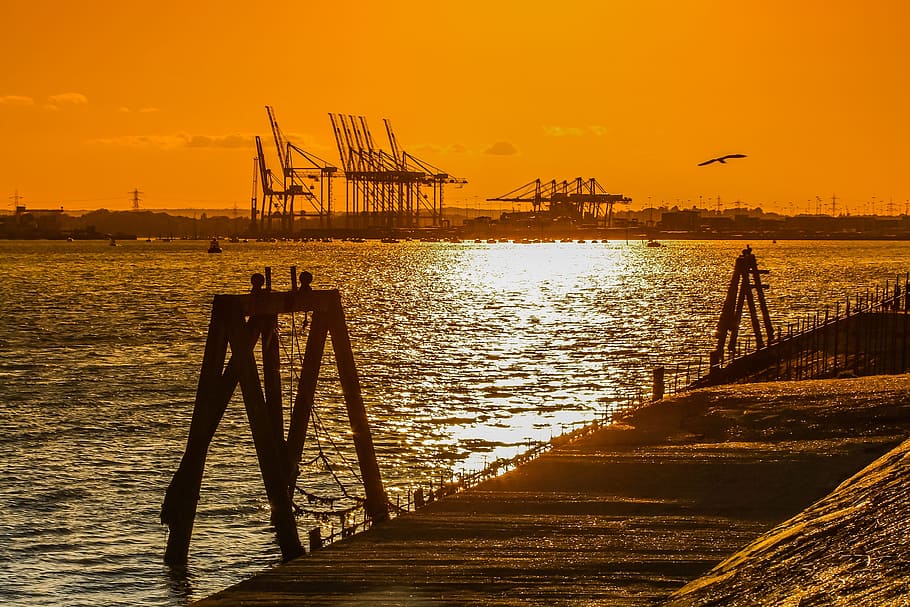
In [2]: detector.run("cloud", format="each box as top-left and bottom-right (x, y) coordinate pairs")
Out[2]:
(87, 132), (253, 149)
(118, 106), (160, 114)
(410, 142), (468, 157)
(0, 95), (35, 106)
(542, 125), (609, 137)
(48, 92), (88, 106)
(485, 141), (519, 156)
(87, 134), (183, 148)
(184, 133), (251, 148)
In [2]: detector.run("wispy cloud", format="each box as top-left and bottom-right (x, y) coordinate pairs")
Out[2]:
(2, 92), (92, 110)
(88, 132), (253, 149)
(48, 92), (88, 107)
(184, 133), (250, 148)
(485, 141), (519, 156)
(542, 125), (608, 137)
(410, 142), (470, 156)
(119, 106), (161, 113)
(0, 95), (35, 106)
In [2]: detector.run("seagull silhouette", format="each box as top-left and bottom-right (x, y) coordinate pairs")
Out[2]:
(698, 153), (747, 166)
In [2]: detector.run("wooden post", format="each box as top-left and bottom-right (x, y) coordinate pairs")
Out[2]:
(308, 527), (322, 552)
(652, 367), (665, 401)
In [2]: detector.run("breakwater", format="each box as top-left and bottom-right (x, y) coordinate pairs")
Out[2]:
(660, 272), (910, 393)
(192, 375), (910, 606)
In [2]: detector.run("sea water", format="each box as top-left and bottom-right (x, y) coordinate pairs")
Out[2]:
(1, 238), (908, 606)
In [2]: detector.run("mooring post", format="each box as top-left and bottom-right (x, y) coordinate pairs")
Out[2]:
(308, 527), (322, 552)
(652, 366), (665, 401)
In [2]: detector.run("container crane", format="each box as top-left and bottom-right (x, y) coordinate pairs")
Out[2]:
(265, 106), (337, 230)
(488, 177), (630, 227)
(255, 135), (284, 232)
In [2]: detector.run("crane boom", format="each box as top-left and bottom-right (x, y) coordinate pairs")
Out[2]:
(384, 119), (402, 169)
(328, 113), (350, 171)
(265, 105), (288, 172)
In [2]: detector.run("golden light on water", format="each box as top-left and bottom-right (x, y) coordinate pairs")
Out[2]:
(405, 242), (633, 474)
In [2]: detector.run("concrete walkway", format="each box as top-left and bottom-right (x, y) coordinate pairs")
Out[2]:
(193, 376), (910, 606)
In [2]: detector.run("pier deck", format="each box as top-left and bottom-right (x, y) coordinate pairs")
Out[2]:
(193, 375), (910, 606)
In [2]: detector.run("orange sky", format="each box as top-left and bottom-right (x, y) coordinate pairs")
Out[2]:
(2, 0), (909, 215)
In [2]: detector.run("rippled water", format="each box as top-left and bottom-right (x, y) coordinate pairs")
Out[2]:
(1, 238), (908, 606)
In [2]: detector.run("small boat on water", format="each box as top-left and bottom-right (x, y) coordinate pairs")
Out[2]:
(109, 237), (117, 246)
(207, 238), (222, 254)
(646, 239), (662, 247)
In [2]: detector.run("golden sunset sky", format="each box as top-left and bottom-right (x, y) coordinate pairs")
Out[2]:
(2, 0), (908, 214)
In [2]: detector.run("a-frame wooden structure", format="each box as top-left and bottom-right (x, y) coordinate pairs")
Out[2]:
(711, 246), (775, 367)
(161, 277), (389, 565)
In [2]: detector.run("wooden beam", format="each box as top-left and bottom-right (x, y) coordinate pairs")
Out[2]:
(286, 310), (329, 494)
(326, 292), (390, 524)
(749, 261), (775, 342)
(162, 306), (263, 564)
(715, 257), (744, 356)
(730, 271), (749, 353)
(744, 270), (764, 349)
(262, 314), (285, 450)
(213, 289), (338, 317)
(225, 304), (302, 561)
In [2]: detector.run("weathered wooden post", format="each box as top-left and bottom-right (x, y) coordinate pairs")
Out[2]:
(308, 527), (322, 552)
(652, 366), (665, 401)
(162, 273), (389, 565)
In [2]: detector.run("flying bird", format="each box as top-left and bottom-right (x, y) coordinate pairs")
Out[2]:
(698, 153), (747, 166)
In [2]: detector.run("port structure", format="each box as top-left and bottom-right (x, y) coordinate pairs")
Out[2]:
(487, 177), (631, 228)
(329, 113), (466, 229)
(252, 107), (338, 234)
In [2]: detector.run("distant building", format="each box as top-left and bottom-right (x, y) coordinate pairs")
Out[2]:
(659, 210), (700, 232)
(0, 205), (64, 237)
